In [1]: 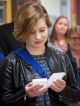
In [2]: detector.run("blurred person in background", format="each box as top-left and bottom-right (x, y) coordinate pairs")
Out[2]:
(0, 0), (41, 56)
(49, 16), (69, 52)
(67, 26), (80, 106)
(49, 16), (80, 105)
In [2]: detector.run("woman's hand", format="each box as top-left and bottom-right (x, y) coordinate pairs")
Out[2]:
(25, 82), (48, 97)
(50, 79), (66, 92)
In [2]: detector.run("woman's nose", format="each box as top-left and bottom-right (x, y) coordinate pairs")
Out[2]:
(36, 33), (41, 39)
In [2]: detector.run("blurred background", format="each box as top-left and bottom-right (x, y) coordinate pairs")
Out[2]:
(0, 0), (79, 27)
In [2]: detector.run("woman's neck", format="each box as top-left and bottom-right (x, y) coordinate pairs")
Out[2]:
(54, 34), (67, 45)
(57, 34), (66, 41)
(55, 38), (67, 46)
(26, 45), (45, 55)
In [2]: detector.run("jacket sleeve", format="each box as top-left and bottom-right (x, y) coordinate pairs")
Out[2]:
(58, 53), (80, 104)
(0, 58), (26, 105)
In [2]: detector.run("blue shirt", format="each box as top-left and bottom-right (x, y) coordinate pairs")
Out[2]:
(0, 52), (4, 60)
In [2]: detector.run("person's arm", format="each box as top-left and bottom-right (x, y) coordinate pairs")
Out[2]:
(0, 35), (9, 56)
(58, 54), (80, 104)
(0, 58), (26, 105)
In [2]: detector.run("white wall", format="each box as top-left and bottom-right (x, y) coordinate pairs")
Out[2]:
(41, 0), (71, 26)
(41, 0), (60, 16)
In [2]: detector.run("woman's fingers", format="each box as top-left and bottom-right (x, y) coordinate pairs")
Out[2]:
(50, 79), (66, 92)
(25, 82), (48, 97)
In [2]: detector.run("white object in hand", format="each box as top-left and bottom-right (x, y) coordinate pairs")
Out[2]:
(48, 72), (66, 87)
(32, 72), (66, 88)
(32, 78), (48, 88)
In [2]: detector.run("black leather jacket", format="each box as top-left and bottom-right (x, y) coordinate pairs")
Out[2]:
(0, 45), (80, 106)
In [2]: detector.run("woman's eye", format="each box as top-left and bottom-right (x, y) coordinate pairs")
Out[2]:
(40, 29), (45, 32)
(31, 31), (35, 34)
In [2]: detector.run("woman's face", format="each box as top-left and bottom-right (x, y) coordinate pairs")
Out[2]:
(68, 32), (80, 52)
(55, 18), (68, 36)
(26, 18), (48, 49)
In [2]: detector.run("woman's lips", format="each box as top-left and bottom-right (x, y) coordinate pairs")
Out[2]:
(35, 40), (43, 44)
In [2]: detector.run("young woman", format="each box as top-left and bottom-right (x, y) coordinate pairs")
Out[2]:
(49, 16), (69, 52)
(0, 3), (79, 106)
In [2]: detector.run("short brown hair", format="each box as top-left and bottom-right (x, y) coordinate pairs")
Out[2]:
(67, 26), (80, 38)
(14, 3), (51, 42)
(17, 0), (41, 5)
